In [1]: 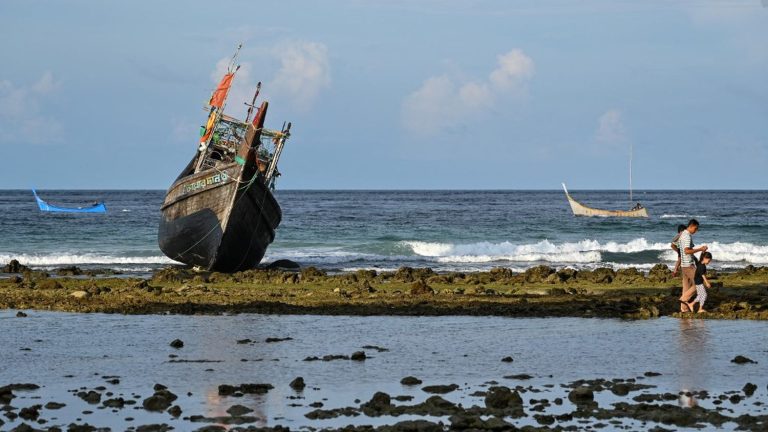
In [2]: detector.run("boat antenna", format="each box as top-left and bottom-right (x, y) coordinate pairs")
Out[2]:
(629, 142), (633, 206)
(244, 82), (261, 124)
(228, 43), (243, 73)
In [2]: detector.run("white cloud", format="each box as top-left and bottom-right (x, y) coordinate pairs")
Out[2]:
(270, 41), (331, 111)
(595, 109), (626, 144)
(402, 49), (534, 134)
(0, 72), (62, 145)
(207, 40), (330, 118)
(489, 49), (535, 92)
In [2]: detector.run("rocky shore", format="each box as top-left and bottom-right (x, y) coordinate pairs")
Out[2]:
(2, 260), (768, 319)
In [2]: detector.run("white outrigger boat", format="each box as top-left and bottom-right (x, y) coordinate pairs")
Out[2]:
(562, 183), (648, 218)
(563, 143), (648, 218)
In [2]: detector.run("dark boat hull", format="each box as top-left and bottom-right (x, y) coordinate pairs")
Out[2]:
(158, 161), (281, 272)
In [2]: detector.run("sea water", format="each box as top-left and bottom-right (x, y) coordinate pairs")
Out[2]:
(0, 190), (767, 275)
(1, 312), (767, 430)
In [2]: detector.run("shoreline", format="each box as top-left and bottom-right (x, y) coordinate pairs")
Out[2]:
(2, 261), (767, 319)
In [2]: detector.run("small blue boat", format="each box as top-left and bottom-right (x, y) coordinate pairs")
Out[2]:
(32, 189), (107, 214)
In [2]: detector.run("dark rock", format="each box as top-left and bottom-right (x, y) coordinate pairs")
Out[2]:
(422, 384), (459, 394)
(644, 371), (662, 377)
(265, 337), (292, 343)
(556, 268), (578, 282)
(361, 392), (392, 414)
(409, 279), (434, 295)
(236, 338), (252, 344)
(648, 264), (673, 282)
(485, 386), (523, 409)
(102, 398), (125, 408)
(2, 259), (30, 273)
(268, 259), (302, 271)
(77, 390), (101, 404)
(142, 389), (177, 412)
(299, 266), (325, 280)
(289, 377), (305, 391)
(731, 355), (756, 364)
(169, 339), (184, 349)
(15, 311), (27, 318)
(524, 265), (554, 283)
(167, 405), (182, 417)
(400, 376), (423, 386)
(44, 402), (66, 410)
(612, 383), (631, 396)
(568, 387), (594, 404)
(350, 351), (367, 361)
(743, 383), (757, 397)
(218, 384), (272, 396)
(504, 374), (533, 380)
(580, 267), (615, 284)
(55, 266), (83, 276)
(18, 405), (41, 421)
(135, 425), (173, 432)
(501, 356), (513, 363)
(226, 404), (253, 416)
(615, 267), (645, 283)
(153, 383), (167, 391)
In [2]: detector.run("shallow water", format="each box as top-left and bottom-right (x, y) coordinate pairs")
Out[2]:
(1, 312), (767, 430)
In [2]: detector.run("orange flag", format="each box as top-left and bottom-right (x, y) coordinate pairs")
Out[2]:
(209, 73), (234, 108)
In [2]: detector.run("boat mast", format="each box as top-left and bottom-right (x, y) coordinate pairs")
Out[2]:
(629, 142), (633, 206)
(244, 82), (261, 124)
(194, 44), (242, 172)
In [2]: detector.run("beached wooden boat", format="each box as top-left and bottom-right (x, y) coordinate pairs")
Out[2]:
(158, 46), (291, 272)
(562, 183), (648, 218)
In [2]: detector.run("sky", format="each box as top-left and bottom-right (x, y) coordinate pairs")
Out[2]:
(1, 0), (766, 190)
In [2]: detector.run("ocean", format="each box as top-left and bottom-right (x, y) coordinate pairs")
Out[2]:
(1, 189), (767, 275)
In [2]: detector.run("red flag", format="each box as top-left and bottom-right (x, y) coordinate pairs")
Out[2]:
(209, 73), (234, 108)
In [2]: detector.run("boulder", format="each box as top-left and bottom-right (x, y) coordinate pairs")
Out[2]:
(289, 377), (305, 391)
(485, 386), (523, 409)
(648, 264), (673, 283)
(143, 389), (177, 412)
(579, 267), (615, 284)
(556, 268), (578, 282)
(568, 387), (594, 404)
(615, 267), (644, 283)
(2, 259), (30, 273)
(267, 259), (301, 271)
(524, 265), (554, 283)
(55, 266), (83, 276)
(400, 376), (423, 386)
(410, 279), (434, 296)
(361, 391), (392, 413)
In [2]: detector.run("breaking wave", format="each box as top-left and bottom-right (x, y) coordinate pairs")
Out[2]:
(403, 239), (768, 265)
(0, 253), (178, 267)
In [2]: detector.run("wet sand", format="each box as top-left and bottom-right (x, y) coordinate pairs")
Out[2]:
(1, 261), (768, 319)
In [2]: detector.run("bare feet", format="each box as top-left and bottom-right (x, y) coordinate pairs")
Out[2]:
(697, 308), (707, 314)
(679, 300), (691, 312)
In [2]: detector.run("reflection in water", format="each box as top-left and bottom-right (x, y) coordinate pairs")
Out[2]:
(677, 319), (710, 407)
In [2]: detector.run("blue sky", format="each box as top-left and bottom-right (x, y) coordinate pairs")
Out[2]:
(1, 0), (766, 190)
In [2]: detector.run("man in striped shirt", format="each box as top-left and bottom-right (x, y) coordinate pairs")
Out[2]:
(677, 219), (708, 311)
